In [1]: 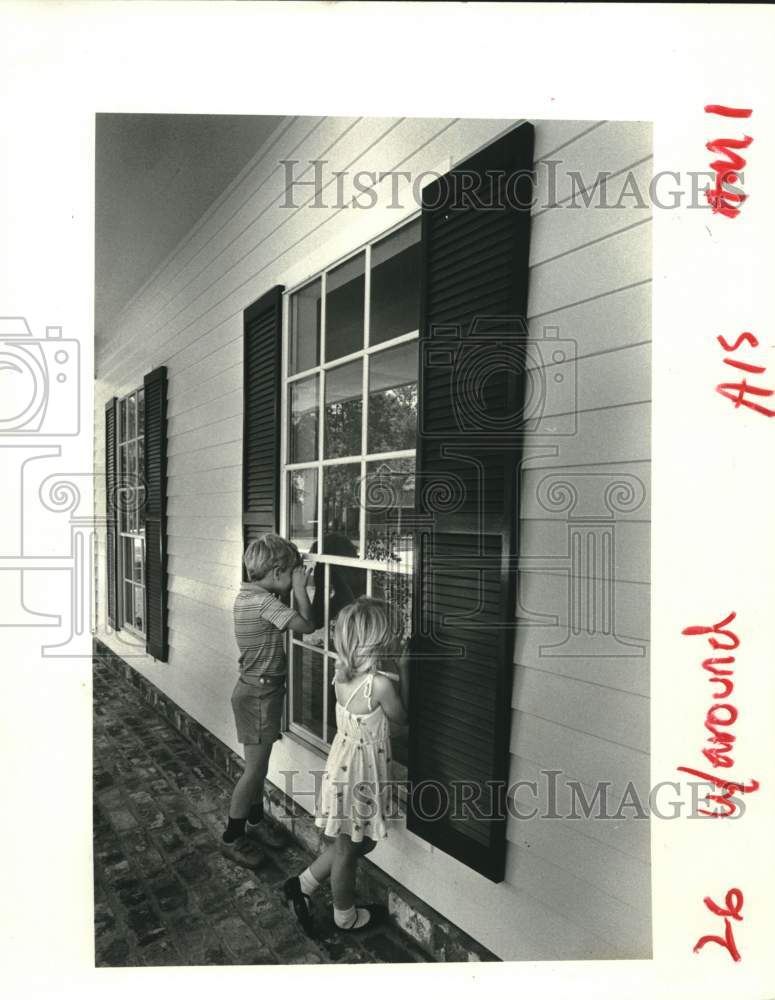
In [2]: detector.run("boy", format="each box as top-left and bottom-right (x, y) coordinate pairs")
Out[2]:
(221, 533), (316, 868)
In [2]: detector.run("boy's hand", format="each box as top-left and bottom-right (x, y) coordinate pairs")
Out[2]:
(291, 565), (307, 591)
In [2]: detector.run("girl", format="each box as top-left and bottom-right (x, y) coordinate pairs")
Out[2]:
(283, 596), (409, 934)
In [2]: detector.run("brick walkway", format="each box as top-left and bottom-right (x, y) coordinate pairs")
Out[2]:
(93, 657), (432, 966)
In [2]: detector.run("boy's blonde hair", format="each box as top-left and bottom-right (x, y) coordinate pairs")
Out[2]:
(243, 533), (300, 581)
(333, 596), (401, 683)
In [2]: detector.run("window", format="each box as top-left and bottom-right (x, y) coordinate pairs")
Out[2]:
(105, 365), (168, 661)
(243, 118), (533, 881)
(117, 386), (146, 636)
(282, 217), (421, 763)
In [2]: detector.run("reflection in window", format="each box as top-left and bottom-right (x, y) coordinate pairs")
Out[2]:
(372, 570), (412, 642)
(325, 253), (364, 362)
(308, 539), (367, 644)
(368, 341), (417, 454)
(322, 464), (361, 553)
(288, 468), (318, 552)
(290, 279), (321, 375)
(289, 375), (318, 464)
(324, 359), (362, 459)
(326, 656), (338, 743)
(292, 645), (325, 740)
(365, 458), (415, 568)
(370, 219), (421, 346)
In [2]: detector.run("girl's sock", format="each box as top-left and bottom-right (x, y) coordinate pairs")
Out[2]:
(333, 905), (370, 930)
(299, 867), (320, 897)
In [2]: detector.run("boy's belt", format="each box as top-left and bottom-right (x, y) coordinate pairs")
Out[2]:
(239, 675), (285, 686)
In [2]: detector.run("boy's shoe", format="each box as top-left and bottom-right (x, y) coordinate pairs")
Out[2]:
(283, 876), (315, 936)
(246, 817), (288, 850)
(220, 834), (266, 870)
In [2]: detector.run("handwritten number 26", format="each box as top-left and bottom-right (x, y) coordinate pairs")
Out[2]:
(693, 888), (744, 962)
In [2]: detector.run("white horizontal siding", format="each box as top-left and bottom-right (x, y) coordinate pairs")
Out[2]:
(517, 571), (649, 640)
(509, 115), (652, 959)
(508, 754), (650, 863)
(513, 626), (648, 698)
(512, 665), (649, 752)
(95, 114), (651, 961)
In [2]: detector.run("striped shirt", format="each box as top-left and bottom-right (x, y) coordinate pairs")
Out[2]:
(233, 582), (296, 684)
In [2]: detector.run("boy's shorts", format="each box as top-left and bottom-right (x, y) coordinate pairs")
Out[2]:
(230, 676), (286, 745)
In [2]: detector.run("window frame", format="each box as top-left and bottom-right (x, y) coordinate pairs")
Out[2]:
(115, 386), (146, 640)
(280, 211), (421, 757)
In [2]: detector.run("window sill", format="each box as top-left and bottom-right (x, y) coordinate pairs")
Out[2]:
(282, 725), (328, 761)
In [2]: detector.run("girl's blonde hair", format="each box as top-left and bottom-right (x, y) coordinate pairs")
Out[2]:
(333, 596), (401, 683)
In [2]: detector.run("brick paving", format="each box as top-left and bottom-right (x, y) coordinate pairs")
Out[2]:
(93, 656), (433, 966)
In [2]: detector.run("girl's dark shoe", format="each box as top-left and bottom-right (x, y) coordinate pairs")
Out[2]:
(283, 876), (315, 936)
(335, 904), (382, 932)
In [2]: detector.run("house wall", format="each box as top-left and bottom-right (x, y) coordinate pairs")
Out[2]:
(94, 115), (652, 961)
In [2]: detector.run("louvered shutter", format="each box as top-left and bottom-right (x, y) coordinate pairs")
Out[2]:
(408, 122), (534, 882)
(143, 365), (169, 661)
(242, 286), (284, 567)
(105, 397), (118, 630)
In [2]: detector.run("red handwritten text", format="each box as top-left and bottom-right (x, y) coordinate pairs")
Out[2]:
(704, 105), (753, 219)
(716, 331), (775, 418)
(677, 611), (760, 817)
(693, 888), (744, 962)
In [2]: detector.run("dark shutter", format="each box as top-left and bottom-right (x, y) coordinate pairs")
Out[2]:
(242, 285), (284, 567)
(105, 397), (118, 630)
(143, 365), (169, 661)
(408, 122), (534, 882)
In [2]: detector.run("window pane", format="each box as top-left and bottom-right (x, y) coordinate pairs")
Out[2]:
(288, 375), (319, 464)
(290, 279), (321, 375)
(128, 442), (138, 532)
(325, 253), (364, 361)
(119, 450), (128, 533)
(367, 341), (417, 454)
(136, 440), (145, 528)
(118, 399), (127, 443)
(291, 645), (325, 739)
(137, 388), (144, 438)
(123, 537), (133, 582)
(369, 574), (409, 765)
(134, 585), (144, 634)
(305, 555), (366, 650)
(322, 464), (361, 554)
(298, 558), (325, 647)
(370, 220), (421, 346)
(372, 570), (413, 643)
(133, 537), (143, 584)
(365, 458), (415, 568)
(326, 656), (338, 744)
(123, 580), (133, 628)
(127, 393), (137, 442)
(324, 360), (362, 459)
(288, 468), (319, 552)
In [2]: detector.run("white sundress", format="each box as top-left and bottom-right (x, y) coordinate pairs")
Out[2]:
(315, 671), (393, 843)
